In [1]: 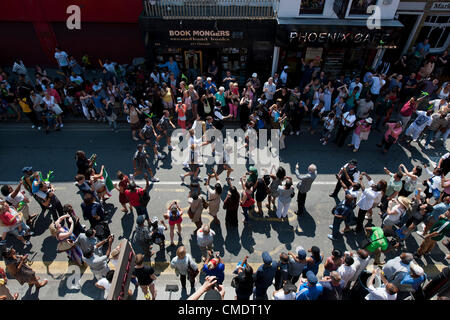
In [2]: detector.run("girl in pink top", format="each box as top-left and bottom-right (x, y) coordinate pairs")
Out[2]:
(175, 98), (187, 131)
(377, 120), (403, 153)
(350, 117), (372, 152)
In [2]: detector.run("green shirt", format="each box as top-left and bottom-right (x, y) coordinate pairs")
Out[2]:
(430, 218), (450, 241)
(366, 227), (389, 252)
(386, 175), (402, 198)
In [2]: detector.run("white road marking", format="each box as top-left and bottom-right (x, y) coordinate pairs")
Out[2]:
(0, 180), (337, 185)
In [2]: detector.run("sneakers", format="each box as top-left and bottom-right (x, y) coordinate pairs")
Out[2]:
(150, 177), (160, 182)
(168, 145), (173, 151)
(183, 163), (189, 168)
(327, 234), (337, 241)
(180, 174), (185, 183)
(329, 225), (333, 230)
(353, 148), (358, 152)
(296, 131), (300, 136)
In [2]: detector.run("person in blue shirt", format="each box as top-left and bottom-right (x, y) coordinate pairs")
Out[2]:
(253, 251), (277, 300)
(205, 77), (217, 95)
(92, 92), (106, 122)
(400, 262), (426, 291)
(296, 271), (323, 300)
(158, 57), (180, 79)
(202, 255), (225, 285)
(328, 192), (354, 240)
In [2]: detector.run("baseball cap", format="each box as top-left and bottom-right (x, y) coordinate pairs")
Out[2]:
(22, 166), (33, 173)
(151, 216), (159, 224)
(252, 73), (257, 78)
(306, 271), (318, 284)
(349, 159), (358, 166)
(296, 246), (307, 260)
(136, 215), (146, 225)
(177, 97), (182, 103)
(207, 77), (212, 81)
(262, 251), (272, 264)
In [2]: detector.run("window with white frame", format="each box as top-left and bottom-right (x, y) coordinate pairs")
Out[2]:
(416, 15), (450, 51)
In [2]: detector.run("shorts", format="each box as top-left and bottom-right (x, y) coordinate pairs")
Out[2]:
(169, 217), (182, 226)
(135, 206), (149, 220)
(189, 163), (200, 172)
(216, 163), (231, 176)
(131, 122), (141, 131)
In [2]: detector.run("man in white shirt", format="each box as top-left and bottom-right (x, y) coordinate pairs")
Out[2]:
(429, 98), (448, 113)
(405, 109), (433, 141)
(280, 66), (289, 86)
(355, 172), (380, 232)
(349, 249), (371, 288)
(370, 73), (386, 98)
(103, 59), (116, 75)
(365, 269), (398, 300)
(54, 47), (70, 76)
(263, 77), (277, 102)
(95, 270), (114, 300)
(337, 253), (356, 288)
(335, 109), (356, 147)
(197, 224), (215, 261)
(356, 96), (374, 119)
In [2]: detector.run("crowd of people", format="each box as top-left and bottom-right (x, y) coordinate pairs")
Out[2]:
(0, 39), (449, 300)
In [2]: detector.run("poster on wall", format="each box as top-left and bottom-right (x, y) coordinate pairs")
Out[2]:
(299, 0), (326, 14)
(349, 0), (377, 15)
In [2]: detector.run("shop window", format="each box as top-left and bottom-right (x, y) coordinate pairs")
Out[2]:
(417, 15), (450, 51)
(348, 0), (377, 15)
(299, 0), (325, 14)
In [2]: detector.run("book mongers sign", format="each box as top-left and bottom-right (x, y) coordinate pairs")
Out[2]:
(168, 29), (231, 44)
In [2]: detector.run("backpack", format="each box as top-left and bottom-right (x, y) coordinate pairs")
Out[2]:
(94, 221), (111, 241)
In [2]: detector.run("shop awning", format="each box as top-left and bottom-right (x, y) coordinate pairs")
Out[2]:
(277, 18), (403, 28)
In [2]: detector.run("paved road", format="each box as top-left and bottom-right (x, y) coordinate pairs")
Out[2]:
(0, 122), (448, 300)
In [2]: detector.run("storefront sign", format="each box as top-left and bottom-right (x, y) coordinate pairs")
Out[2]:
(430, 2), (450, 10)
(168, 29), (231, 42)
(289, 31), (388, 44)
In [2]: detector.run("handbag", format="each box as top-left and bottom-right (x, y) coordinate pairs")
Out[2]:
(57, 239), (75, 252)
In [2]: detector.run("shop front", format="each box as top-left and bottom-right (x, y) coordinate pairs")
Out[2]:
(274, 18), (403, 81)
(139, 17), (276, 85)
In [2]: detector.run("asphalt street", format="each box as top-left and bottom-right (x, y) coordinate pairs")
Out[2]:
(0, 122), (448, 300)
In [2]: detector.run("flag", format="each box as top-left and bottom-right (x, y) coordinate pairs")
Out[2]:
(103, 169), (115, 196)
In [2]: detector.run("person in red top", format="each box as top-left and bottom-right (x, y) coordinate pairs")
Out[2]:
(399, 96), (426, 131)
(377, 120), (403, 154)
(115, 170), (132, 214)
(175, 97), (187, 130)
(124, 174), (150, 224)
(0, 202), (33, 246)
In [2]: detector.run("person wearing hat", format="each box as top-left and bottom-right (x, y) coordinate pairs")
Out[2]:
(272, 280), (296, 300)
(319, 271), (345, 300)
(247, 73), (261, 93)
(377, 120), (403, 154)
(204, 77), (217, 95)
(287, 246), (307, 284)
(149, 216), (167, 251)
(330, 159), (360, 198)
(132, 214), (153, 255)
(253, 251), (277, 300)
(296, 270), (323, 300)
(349, 117), (372, 153)
(382, 196), (411, 234)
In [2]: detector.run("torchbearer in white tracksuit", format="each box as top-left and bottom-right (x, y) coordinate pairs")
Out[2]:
(405, 109), (433, 142)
